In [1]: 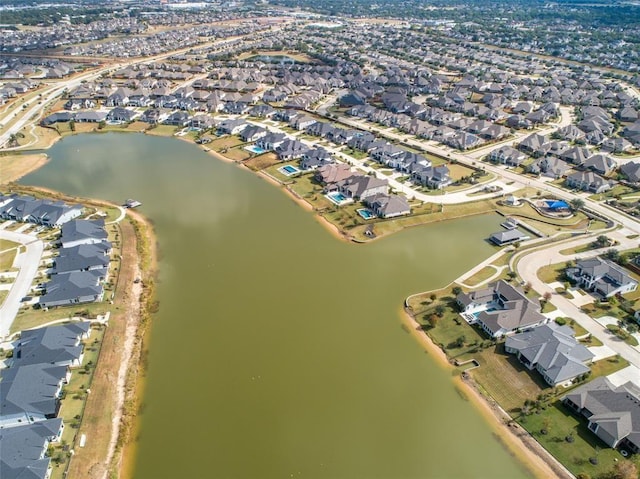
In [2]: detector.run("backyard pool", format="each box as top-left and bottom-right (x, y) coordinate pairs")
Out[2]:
(357, 208), (376, 220)
(245, 145), (267, 154)
(278, 165), (301, 176)
(326, 191), (353, 206)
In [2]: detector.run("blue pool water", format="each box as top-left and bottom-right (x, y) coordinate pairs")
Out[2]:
(278, 165), (300, 176)
(328, 192), (348, 203)
(544, 200), (569, 210)
(473, 307), (498, 318)
(357, 209), (375, 220)
(245, 145), (266, 154)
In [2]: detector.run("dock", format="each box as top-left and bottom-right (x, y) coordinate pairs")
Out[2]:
(124, 199), (142, 208)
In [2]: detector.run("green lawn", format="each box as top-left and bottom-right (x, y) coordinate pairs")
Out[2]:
(464, 266), (499, 287)
(0, 247), (17, 271)
(517, 401), (628, 478)
(49, 324), (105, 478)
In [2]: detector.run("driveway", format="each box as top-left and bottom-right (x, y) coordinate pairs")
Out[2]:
(0, 229), (44, 338)
(515, 231), (640, 369)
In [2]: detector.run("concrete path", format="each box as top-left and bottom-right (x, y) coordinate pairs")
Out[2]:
(0, 229), (44, 339)
(515, 230), (640, 369)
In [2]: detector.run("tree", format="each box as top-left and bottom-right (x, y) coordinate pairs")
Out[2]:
(435, 305), (445, 317)
(427, 314), (439, 328)
(570, 198), (585, 211)
(542, 291), (552, 302)
(452, 286), (462, 296)
(595, 235), (610, 247)
(429, 293), (437, 302)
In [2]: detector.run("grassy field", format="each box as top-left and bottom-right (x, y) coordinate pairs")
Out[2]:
(463, 265), (500, 287)
(0, 153), (49, 184)
(49, 324), (106, 479)
(517, 396), (630, 478)
(0, 246), (18, 271)
(243, 153), (280, 171)
(223, 145), (252, 162)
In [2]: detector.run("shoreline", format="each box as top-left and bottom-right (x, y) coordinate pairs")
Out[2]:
(8, 129), (570, 479)
(399, 306), (572, 479)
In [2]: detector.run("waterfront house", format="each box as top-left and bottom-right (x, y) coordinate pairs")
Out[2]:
(256, 132), (287, 151)
(456, 280), (547, 338)
(505, 323), (594, 386)
(337, 175), (389, 201)
(566, 257), (638, 298)
(60, 219), (107, 248)
(51, 242), (111, 275)
(0, 195), (82, 227)
(39, 269), (106, 309)
(489, 229), (530, 246)
(365, 193), (411, 218)
(107, 107), (136, 123)
(217, 118), (248, 135)
(0, 418), (64, 479)
(275, 139), (309, 161)
(563, 377), (640, 455)
(11, 322), (91, 368)
(0, 364), (70, 428)
(239, 125), (268, 143)
(315, 164), (354, 191)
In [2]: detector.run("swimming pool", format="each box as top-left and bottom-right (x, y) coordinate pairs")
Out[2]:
(326, 191), (353, 205)
(357, 208), (375, 220)
(544, 200), (569, 210)
(245, 145), (267, 154)
(278, 165), (301, 176)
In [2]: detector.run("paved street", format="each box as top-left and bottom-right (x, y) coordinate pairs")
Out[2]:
(0, 230), (44, 338)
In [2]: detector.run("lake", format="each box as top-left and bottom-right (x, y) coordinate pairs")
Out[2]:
(22, 132), (531, 479)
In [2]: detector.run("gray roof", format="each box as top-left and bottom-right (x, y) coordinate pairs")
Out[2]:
(12, 322), (90, 367)
(53, 243), (111, 274)
(0, 418), (62, 479)
(60, 219), (107, 245)
(490, 229), (528, 245)
(0, 364), (68, 419)
(505, 323), (594, 384)
(573, 257), (637, 294)
(40, 269), (105, 307)
(564, 377), (640, 449)
(457, 280), (545, 336)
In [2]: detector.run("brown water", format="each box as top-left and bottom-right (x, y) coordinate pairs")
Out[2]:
(23, 132), (531, 479)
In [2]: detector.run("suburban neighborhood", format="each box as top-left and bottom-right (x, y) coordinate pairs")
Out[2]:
(1, 1), (640, 479)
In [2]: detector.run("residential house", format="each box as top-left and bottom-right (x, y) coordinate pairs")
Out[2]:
(39, 269), (106, 309)
(11, 323), (91, 368)
(505, 323), (594, 386)
(163, 111), (191, 127)
(52, 243), (111, 275)
(488, 146), (527, 167)
(0, 364), (70, 428)
(566, 257), (638, 298)
(519, 133), (551, 157)
(0, 418), (64, 479)
(565, 171), (612, 194)
(456, 280), (547, 338)
(275, 139), (309, 161)
(0, 195), (82, 227)
(620, 161), (640, 183)
(411, 165), (452, 189)
(315, 164), (354, 191)
(106, 107), (136, 123)
(60, 220), (107, 248)
(365, 193), (411, 218)
(239, 125), (267, 143)
(527, 157), (570, 179)
(300, 148), (333, 170)
(583, 154), (616, 176)
(338, 175), (389, 201)
(563, 377), (640, 454)
(256, 132), (287, 151)
(217, 119), (248, 135)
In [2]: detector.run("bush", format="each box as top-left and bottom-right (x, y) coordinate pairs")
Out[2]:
(555, 317), (567, 326)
